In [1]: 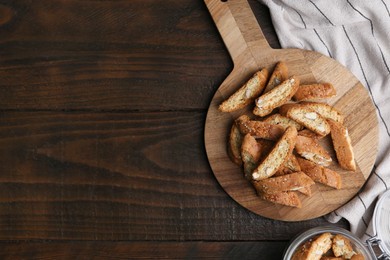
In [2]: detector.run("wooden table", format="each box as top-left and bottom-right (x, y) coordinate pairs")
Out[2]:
(0, 0), (349, 259)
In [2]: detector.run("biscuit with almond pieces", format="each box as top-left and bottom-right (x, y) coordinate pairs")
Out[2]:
(283, 104), (330, 136)
(295, 135), (332, 167)
(253, 76), (300, 117)
(252, 126), (297, 180)
(292, 232), (333, 260)
(264, 113), (304, 131)
(241, 134), (262, 180)
(260, 191), (302, 208)
(328, 120), (356, 171)
(301, 101), (344, 123)
(332, 234), (357, 259)
(252, 171), (315, 194)
(293, 83), (336, 101)
(219, 68), (269, 112)
(237, 120), (285, 141)
(263, 61), (289, 93)
(297, 157), (342, 189)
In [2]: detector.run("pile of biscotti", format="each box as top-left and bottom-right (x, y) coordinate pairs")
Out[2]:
(219, 61), (356, 208)
(292, 232), (364, 259)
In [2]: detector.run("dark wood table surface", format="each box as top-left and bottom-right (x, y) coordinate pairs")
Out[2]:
(0, 0), (349, 259)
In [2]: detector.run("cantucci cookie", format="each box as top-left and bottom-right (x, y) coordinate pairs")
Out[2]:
(273, 154), (301, 176)
(252, 171), (315, 194)
(282, 104), (330, 136)
(263, 61), (289, 93)
(219, 68), (269, 112)
(301, 101), (344, 123)
(253, 76), (300, 117)
(298, 129), (324, 140)
(328, 120), (356, 171)
(297, 157), (342, 189)
(241, 134), (262, 180)
(295, 135), (332, 167)
(252, 126), (297, 181)
(292, 232), (333, 260)
(260, 191), (302, 208)
(236, 119), (285, 141)
(228, 123), (243, 166)
(293, 82), (336, 101)
(332, 234), (357, 259)
(264, 113), (304, 131)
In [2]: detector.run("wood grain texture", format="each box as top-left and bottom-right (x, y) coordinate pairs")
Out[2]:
(204, 0), (378, 221)
(0, 0), (229, 110)
(0, 111), (349, 240)
(0, 241), (288, 260)
(0, 0), (352, 252)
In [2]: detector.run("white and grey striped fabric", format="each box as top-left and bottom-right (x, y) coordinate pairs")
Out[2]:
(258, 0), (390, 240)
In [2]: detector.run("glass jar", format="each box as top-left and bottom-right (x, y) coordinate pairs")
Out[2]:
(283, 189), (390, 260)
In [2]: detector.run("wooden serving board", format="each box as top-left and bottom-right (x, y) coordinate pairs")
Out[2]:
(204, 0), (379, 221)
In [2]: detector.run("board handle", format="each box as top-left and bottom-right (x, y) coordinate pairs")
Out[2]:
(204, 0), (272, 63)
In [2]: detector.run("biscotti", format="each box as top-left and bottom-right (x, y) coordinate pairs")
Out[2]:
(253, 76), (300, 117)
(293, 82), (336, 101)
(241, 134), (262, 180)
(264, 113), (304, 131)
(297, 157), (342, 189)
(328, 120), (356, 171)
(236, 119), (285, 141)
(252, 126), (297, 180)
(298, 129), (324, 140)
(292, 232), (333, 260)
(252, 171), (315, 194)
(282, 104), (330, 136)
(274, 154), (301, 176)
(300, 101), (344, 123)
(263, 61), (289, 93)
(259, 191), (302, 208)
(219, 68), (269, 112)
(228, 124), (243, 166)
(332, 234), (356, 259)
(295, 135), (332, 166)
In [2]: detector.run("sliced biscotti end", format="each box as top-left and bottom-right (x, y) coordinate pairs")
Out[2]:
(300, 101), (345, 123)
(227, 123), (244, 166)
(252, 171), (315, 194)
(293, 82), (336, 101)
(253, 76), (300, 117)
(264, 113), (304, 131)
(219, 68), (269, 112)
(285, 104), (331, 136)
(328, 120), (356, 171)
(241, 134), (262, 180)
(295, 135), (332, 167)
(252, 126), (298, 181)
(332, 234), (356, 258)
(236, 120), (285, 141)
(259, 191), (302, 208)
(297, 157), (342, 189)
(263, 61), (289, 93)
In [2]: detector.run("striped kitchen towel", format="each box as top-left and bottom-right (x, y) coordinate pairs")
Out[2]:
(258, 0), (390, 239)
